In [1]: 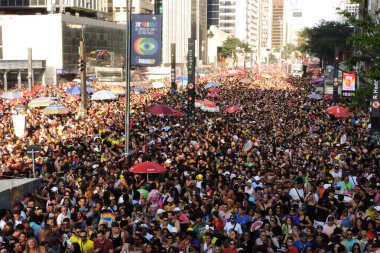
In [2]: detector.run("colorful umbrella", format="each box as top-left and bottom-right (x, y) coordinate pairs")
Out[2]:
(307, 93), (322, 100)
(129, 162), (166, 174)
(326, 106), (352, 117)
(67, 86), (81, 95)
(206, 93), (221, 99)
(208, 87), (221, 93)
(10, 97), (26, 105)
(204, 82), (220, 89)
(201, 100), (216, 107)
(91, 90), (117, 100)
(240, 78), (252, 84)
(1, 92), (23, 99)
(65, 94), (80, 103)
(32, 85), (47, 92)
(23, 90), (35, 97)
(131, 87), (146, 93)
(42, 104), (69, 115)
(29, 97), (54, 108)
(129, 162), (167, 180)
(224, 106), (243, 113)
(110, 86), (126, 95)
(146, 104), (176, 115)
(172, 110), (185, 117)
(151, 92), (165, 98)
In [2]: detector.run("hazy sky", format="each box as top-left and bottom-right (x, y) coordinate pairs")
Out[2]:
(289, 0), (341, 28)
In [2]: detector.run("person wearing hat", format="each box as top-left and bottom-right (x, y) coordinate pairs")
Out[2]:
(196, 174), (203, 189)
(289, 177), (305, 205)
(252, 176), (263, 189)
(224, 214), (243, 237)
(164, 196), (176, 212)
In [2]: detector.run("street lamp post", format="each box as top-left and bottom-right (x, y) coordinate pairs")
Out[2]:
(124, 0), (132, 160)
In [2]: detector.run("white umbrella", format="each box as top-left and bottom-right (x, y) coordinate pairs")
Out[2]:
(1, 92), (23, 99)
(91, 90), (117, 100)
(200, 105), (220, 112)
(152, 81), (165, 89)
(308, 93), (322, 100)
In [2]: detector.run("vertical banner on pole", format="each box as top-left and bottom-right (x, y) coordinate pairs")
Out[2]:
(333, 47), (339, 104)
(187, 38), (196, 117)
(371, 79), (380, 132)
(131, 14), (162, 66)
(170, 43), (177, 94)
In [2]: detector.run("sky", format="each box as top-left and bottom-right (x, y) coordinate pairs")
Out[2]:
(289, 0), (342, 28)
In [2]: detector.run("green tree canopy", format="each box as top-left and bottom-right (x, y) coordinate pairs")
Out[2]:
(340, 0), (380, 80)
(298, 21), (352, 65)
(219, 36), (252, 66)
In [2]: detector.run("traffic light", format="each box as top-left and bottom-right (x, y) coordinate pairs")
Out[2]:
(77, 58), (84, 72)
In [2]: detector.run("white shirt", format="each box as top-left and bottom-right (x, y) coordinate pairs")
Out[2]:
(224, 221), (243, 235)
(289, 188), (305, 203)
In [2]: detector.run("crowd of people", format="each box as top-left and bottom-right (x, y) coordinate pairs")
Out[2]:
(0, 66), (379, 253)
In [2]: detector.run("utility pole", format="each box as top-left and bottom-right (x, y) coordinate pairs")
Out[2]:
(124, 0), (132, 159)
(79, 40), (87, 116)
(333, 46), (339, 104)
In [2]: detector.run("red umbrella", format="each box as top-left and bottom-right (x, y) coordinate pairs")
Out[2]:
(65, 94), (80, 103)
(172, 110), (185, 117)
(201, 100), (216, 107)
(208, 87), (221, 93)
(326, 106), (352, 117)
(224, 106), (243, 113)
(323, 94), (333, 100)
(10, 97), (25, 105)
(151, 92), (165, 98)
(206, 93), (221, 99)
(129, 162), (166, 177)
(146, 104), (176, 115)
(23, 90), (35, 96)
(32, 85), (47, 92)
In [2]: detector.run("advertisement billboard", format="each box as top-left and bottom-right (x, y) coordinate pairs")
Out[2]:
(342, 72), (356, 97)
(131, 15), (162, 66)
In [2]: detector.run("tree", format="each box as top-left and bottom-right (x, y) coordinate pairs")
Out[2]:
(298, 21), (352, 66)
(340, 0), (380, 80)
(219, 36), (252, 67)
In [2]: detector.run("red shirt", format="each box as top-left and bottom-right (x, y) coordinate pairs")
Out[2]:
(94, 239), (113, 253)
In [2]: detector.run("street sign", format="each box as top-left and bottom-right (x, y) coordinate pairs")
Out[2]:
(26, 145), (40, 159)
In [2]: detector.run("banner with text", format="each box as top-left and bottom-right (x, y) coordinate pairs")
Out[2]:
(342, 72), (356, 97)
(131, 14), (162, 66)
(187, 38), (196, 115)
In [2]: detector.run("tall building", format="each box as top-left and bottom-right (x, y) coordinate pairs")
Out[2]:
(207, 0), (219, 29)
(271, 0), (284, 51)
(161, 0), (207, 66)
(0, 14), (125, 86)
(258, 0), (273, 64)
(218, 0), (236, 34)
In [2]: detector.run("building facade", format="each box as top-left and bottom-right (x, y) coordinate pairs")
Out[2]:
(0, 14), (125, 86)
(271, 0), (284, 51)
(207, 0), (219, 29)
